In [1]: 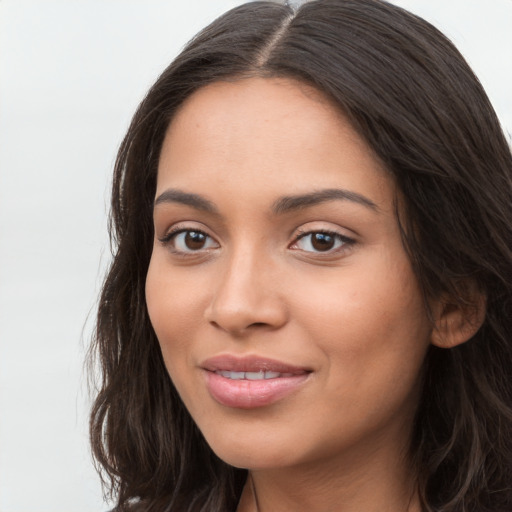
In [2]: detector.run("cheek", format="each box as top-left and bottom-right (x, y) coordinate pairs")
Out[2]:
(289, 257), (431, 388)
(145, 256), (211, 420)
(291, 275), (430, 450)
(293, 259), (428, 338)
(145, 255), (205, 363)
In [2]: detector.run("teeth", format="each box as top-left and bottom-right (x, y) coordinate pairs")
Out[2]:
(216, 370), (285, 380)
(245, 371), (265, 380)
(219, 371), (245, 380)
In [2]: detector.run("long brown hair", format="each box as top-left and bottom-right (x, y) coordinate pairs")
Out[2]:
(89, 1), (512, 511)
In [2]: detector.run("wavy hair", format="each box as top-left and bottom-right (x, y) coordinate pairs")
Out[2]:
(89, 1), (512, 511)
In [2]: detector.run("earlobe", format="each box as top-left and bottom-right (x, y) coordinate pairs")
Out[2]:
(430, 286), (487, 349)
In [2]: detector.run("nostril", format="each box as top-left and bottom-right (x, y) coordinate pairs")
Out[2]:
(248, 322), (269, 328)
(208, 319), (276, 334)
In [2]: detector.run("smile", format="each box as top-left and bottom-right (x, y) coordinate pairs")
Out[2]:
(214, 370), (294, 380)
(201, 355), (311, 409)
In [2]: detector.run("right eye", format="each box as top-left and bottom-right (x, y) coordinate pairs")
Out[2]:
(160, 229), (219, 254)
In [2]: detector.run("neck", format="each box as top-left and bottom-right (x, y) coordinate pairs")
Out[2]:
(236, 441), (420, 512)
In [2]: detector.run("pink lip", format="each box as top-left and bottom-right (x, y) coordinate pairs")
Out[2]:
(201, 355), (312, 409)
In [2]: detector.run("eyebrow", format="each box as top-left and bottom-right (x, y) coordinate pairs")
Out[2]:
(272, 188), (379, 214)
(153, 187), (379, 215)
(154, 189), (219, 214)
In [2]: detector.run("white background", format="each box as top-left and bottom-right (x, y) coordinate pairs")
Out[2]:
(0, 1), (510, 511)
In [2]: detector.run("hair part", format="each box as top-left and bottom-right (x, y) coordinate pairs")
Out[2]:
(90, 1), (512, 511)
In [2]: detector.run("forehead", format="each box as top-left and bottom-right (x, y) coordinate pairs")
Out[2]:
(170, 76), (342, 132)
(156, 77), (394, 213)
(163, 77), (358, 159)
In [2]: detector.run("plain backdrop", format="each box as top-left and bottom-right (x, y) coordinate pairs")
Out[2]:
(0, 1), (510, 511)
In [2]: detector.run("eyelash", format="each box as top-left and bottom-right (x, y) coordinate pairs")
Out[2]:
(158, 227), (355, 256)
(159, 227), (217, 255)
(291, 229), (355, 254)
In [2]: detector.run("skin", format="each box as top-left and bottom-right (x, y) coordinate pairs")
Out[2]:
(146, 77), (434, 511)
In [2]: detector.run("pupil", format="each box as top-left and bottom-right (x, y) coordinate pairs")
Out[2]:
(185, 231), (206, 250)
(312, 233), (334, 251)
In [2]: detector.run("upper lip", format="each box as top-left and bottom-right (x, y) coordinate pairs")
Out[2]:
(200, 354), (311, 374)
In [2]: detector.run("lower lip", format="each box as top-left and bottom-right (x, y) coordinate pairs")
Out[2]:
(204, 371), (310, 409)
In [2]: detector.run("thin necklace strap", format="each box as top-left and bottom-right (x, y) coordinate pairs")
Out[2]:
(250, 474), (261, 512)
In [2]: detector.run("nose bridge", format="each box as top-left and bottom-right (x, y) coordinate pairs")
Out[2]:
(205, 239), (287, 333)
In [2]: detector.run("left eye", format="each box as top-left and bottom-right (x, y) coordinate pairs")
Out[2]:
(293, 232), (350, 253)
(170, 230), (218, 252)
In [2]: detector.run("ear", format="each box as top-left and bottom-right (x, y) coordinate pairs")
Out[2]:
(430, 282), (486, 349)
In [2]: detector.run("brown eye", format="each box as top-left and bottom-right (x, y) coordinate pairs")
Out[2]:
(311, 233), (335, 251)
(164, 229), (219, 253)
(184, 231), (207, 250)
(293, 231), (353, 254)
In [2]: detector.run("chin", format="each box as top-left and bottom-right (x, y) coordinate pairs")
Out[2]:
(204, 430), (299, 470)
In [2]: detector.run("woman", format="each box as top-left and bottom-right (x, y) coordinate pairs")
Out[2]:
(89, 1), (512, 511)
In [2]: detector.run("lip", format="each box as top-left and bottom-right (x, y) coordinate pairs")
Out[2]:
(201, 355), (312, 409)
(201, 354), (311, 374)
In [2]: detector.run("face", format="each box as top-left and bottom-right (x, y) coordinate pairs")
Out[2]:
(146, 77), (434, 472)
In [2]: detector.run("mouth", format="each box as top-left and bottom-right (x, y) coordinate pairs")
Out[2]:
(201, 354), (311, 374)
(201, 355), (312, 409)
(213, 370), (296, 380)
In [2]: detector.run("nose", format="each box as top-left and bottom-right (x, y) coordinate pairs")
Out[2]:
(204, 248), (288, 335)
